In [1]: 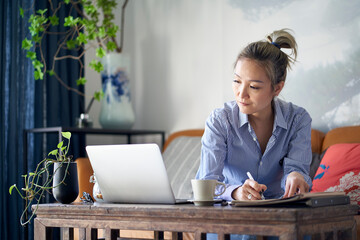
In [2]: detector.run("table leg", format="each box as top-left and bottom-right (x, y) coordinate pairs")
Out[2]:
(154, 231), (164, 240)
(34, 218), (47, 240)
(86, 228), (98, 240)
(171, 232), (178, 240)
(195, 232), (207, 240)
(79, 228), (86, 240)
(61, 227), (74, 240)
(104, 228), (120, 240)
(217, 233), (225, 240)
(279, 232), (296, 240)
(352, 220), (357, 240)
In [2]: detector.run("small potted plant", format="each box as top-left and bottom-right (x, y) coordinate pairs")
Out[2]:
(9, 132), (78, 226)
(20, 0), (135, 128)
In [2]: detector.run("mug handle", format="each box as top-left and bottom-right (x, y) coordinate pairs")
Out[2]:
(214, 181), (226, 197)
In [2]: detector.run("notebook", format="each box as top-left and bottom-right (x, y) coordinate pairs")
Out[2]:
(230, 191), (350, 207)
(85, 143), (189, 204)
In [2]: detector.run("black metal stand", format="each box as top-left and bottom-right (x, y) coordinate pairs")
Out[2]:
(23, 127), (165, 176)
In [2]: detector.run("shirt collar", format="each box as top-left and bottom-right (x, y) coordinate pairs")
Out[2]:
(237, 98), (287, 130)
(239, 109), (249, 128)
(273, 98), (287, 130)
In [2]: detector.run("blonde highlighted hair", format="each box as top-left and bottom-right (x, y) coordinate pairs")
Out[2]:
(235, 29), (298, 87)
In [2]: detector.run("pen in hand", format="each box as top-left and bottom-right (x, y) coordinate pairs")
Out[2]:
(246, 172), (265, 200)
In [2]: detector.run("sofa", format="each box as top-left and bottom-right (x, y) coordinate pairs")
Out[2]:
(75, 126), (360, 239)
(310, 126), (360, 239)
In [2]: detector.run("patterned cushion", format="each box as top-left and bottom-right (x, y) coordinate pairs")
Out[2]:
(311, 143), (360, 206)
(163, 136), (202, 199)
(310, 150), (327, 180)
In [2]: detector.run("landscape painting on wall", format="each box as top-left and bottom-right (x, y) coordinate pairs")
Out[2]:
(227, 0), (360, 132)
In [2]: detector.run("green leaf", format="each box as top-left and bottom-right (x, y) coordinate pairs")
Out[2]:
(77, 32), (88, 44)
(28, 14), (36, 23)
(89, 60), (104, 73)
(94, 90), (104, 101)
(64, 0), (70, 4)
(36, 9), (47, 16)
(96, 47), (106, 58)
(57, 141), (64, 149)
(32, 60), (44, 70)
(9, 184), (16, 195)
(34, 69), (44, 80)
(33, 60), (44, 80)
(62, 132), (71, 140)
(76, 77), (87, 85)
(98, 27), (106, 38)
(48, 149), (58, 156)
(87, 32), (96, 41)
(64, 16), (78, 27)
(22, 38), (33, 50)
(29, 172), (36, 176)
(66, 39), (77, 49)
(49, 15), (59, 26)
(106, 41), (117, 52)
(32, 35), (41, 43)
(26, 51), (36, 60)
(47, 70), (55, 76)
(106, 25), (119, 37)
(84, 5), (97, 15)
(64, 16), (73, 27)
(19, 8), (24, 18)
(28, 25), (38, 36)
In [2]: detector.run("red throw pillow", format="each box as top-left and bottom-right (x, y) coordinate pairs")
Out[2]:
(311, 143), (360, 206)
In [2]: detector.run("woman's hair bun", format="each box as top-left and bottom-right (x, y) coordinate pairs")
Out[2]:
(266, 28), (297, 64)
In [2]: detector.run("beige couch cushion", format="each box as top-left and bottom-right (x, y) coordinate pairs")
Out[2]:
(163, 136), (202, 199)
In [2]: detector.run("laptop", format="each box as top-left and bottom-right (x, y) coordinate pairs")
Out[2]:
(85, 143), (189, 204)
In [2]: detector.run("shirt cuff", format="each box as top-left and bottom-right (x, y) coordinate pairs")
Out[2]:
(220, 184), (241, 201)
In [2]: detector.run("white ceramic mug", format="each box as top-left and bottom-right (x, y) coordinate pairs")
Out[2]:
(191, 179), (226, 201)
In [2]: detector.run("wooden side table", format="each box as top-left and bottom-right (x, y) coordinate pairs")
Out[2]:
(23, 127), (165, 240)
(33, 203), (358, 240)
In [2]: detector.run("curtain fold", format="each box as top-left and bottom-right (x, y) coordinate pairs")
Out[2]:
(1, 0), (35, 239)
(34, 0), (85, 163)
(1, 1), (84, 239)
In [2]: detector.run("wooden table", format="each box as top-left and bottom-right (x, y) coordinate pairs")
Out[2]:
(33, 202), (358, 240)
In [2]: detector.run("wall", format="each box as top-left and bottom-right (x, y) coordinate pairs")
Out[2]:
(85, 0), (360, 144)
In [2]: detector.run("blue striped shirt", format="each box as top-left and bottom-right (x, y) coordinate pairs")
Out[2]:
(196, 98), (312, 200)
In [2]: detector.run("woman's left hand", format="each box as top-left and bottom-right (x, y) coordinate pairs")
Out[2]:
(283, 171), (309, 198)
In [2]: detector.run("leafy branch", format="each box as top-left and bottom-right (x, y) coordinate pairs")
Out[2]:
(9, 132), (72, 226)
(20, 0), (129, 103)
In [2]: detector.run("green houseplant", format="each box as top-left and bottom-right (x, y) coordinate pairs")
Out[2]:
(9, 132), (76, 226)
(20, 0), (130, 109)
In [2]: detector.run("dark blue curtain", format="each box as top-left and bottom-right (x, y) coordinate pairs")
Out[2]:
(34, 0), (85, 161)
(0, 1), (84, 239)
(1, 1), (35, 239)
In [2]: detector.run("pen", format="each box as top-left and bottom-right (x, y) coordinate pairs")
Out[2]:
(246, 171), (265, 200)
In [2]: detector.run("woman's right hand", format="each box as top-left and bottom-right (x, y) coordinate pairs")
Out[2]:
(231, 179), (267, 200)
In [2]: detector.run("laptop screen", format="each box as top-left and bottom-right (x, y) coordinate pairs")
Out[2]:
(86, 143), (177, 204)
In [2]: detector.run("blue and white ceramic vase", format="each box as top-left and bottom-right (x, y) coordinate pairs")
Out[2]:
(99, 53), (135, 129)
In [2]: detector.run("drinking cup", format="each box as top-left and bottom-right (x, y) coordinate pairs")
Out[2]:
(191, 179), (226, 201)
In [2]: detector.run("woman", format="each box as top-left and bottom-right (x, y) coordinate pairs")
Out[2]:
(196, 29), (312, 203)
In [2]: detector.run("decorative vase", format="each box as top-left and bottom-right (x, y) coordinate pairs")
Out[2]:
(90, 174), (104, 202)
(99, 53), (135, 129)
(52, 162), (79, 204)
